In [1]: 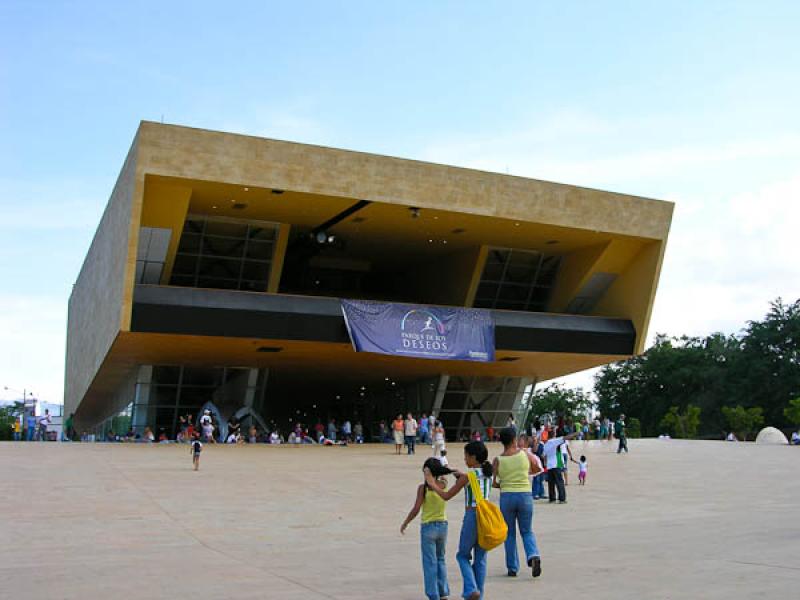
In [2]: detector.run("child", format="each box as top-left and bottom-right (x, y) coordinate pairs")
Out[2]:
(191, 433), (202, 471)
(425, 441), (493, 600)
(577, 455), (587, 485)
(401, 458), (454, 600)
(438, 449), (449, 468)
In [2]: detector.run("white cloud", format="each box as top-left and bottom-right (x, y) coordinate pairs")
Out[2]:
(0, 294), (66, 404)
(421, 111), (800, 391)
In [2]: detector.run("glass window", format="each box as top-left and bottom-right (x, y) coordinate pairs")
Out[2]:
(152, 366), (181, 385)
(474, 247), (560, 312)
(169, 216), (279, 291)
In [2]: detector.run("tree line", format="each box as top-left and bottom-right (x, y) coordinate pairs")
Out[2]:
(525, 298), (800, 439)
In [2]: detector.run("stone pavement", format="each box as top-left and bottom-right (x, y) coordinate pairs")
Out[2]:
(1, 439), (798, 599)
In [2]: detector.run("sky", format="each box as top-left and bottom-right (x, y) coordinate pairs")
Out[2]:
(1, 1), (799, 404)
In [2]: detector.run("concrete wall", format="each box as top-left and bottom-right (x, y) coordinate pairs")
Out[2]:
(64, 138), (139, 418)
(134, 122), (673, 242)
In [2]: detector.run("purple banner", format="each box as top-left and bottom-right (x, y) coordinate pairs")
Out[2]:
(341, 300), (495, 362)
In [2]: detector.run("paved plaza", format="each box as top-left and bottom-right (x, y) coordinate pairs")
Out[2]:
(1, 438), (798, 599)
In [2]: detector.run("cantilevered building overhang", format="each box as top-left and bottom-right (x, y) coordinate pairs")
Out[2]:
(65, 121), (673, 438)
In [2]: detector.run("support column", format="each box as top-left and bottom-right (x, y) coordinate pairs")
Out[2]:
(131, 365), (153, 433)
(431, 375), (449, 421)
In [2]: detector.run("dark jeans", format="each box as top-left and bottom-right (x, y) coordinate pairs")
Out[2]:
(405, 435), (416, 454)
(617, 436), (628, 453)
(547, 469), (566, 502)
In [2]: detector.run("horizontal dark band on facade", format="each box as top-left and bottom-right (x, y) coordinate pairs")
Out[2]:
(131, 285), (635, 355)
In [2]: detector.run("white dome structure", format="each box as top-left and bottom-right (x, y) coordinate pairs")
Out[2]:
(755, 427), (789, 445)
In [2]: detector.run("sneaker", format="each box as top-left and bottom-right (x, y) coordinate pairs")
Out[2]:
(467, 592), (481, 600)
(559, 500), (567, 504)
(529, 557), (542, 577)
(507, 570), (517, 577)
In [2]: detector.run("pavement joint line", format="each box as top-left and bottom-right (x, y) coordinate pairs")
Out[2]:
(729, 560), (800, 572)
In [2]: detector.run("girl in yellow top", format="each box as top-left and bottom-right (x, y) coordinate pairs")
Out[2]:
(401, 458), (454, 600)
(492, 427), (543, 578)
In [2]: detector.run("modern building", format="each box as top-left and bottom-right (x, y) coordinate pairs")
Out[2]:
(65, 122), (673, 440)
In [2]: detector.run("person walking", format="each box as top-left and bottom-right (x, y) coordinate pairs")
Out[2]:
(400, 457), (454, 600)
(191, 433), (202, 470)
(405, 412), (419, 455)
(530, 435), (546, 500)
(38, 409), (51, 442)
(432, 421), (446, 457)
(424, 441), (494, 600)
(419, 413), (430, 445)
(615, 415), (628, 453)
(12, 418), (21, 441)
(25, 411), (36, 441)
(493, 428), (543, 578)
(542, 432), (579, 503)
(393, 414), (405, 455)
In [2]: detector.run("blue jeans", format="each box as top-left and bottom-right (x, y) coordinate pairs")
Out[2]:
(405, 435), (416, 454)
(421, 521), (450, 600)
(457, 510), (486, 599)
(499, 492), (540, 573)
(531, 473), (545, 498)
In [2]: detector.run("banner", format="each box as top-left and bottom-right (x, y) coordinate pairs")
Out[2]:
(341, 299), (495, 362)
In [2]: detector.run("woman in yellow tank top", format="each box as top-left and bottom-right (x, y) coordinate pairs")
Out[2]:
(401, 458), (454, 600)
(492, 427), (543, 578)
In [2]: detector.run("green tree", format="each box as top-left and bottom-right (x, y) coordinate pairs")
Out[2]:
(721, 405), (765, 441)
(523, 383), (592, 430)
(0, 402), (23, 441)
(659, 405), (701, 439)
(784, 397), (800, 427)
(736, 299), (800, 426)
(626, 417), (642, 438)
(594, 298), (800, 437)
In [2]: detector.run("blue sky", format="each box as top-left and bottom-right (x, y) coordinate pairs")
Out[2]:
(1, 1), (799, 403)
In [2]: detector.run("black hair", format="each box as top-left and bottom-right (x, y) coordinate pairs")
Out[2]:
(580, 455), (586, 462)
(423, 457), (454, 489)
(464, 441), (493, 478)
(499, 427), (516, 447)
(440, 449), (447, 456)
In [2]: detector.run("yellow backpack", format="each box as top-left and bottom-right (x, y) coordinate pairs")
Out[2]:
(467, 471), (508, 551)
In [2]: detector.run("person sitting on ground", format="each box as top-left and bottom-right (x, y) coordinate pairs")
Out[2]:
(791, 430), (800, 446)
(248, 425), (258, 444)
(726, 432), (738, 442)
(143, 427), (155, 443)
(269, 430), (281, 444)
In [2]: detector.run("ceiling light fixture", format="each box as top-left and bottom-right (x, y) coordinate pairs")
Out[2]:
(244, 187), (249, 192)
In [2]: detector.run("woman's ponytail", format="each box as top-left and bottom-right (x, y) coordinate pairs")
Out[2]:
(464, 441), (492, 477)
